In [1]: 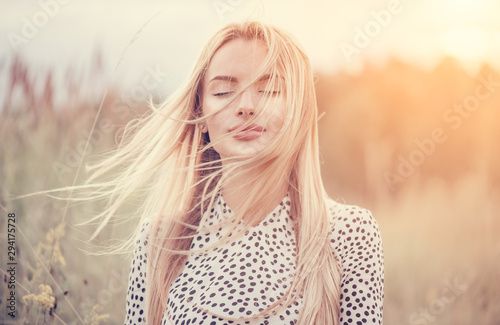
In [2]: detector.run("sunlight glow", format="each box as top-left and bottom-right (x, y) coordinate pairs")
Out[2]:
(441, 28), (488, 63)
(441, 0), (492, 15)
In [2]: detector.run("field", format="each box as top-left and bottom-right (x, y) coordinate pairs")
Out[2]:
(1, 55), (499, 324)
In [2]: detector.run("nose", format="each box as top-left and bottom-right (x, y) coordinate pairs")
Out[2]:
(236, 88), (255, 117)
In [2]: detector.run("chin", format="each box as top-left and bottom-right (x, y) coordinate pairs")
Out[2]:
(217, 146), (261, 159)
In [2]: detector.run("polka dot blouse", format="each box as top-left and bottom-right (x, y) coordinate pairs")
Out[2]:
(124, 191), (384, 324)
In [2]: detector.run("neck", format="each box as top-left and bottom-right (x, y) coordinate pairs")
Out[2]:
(221, 164), (288, 224)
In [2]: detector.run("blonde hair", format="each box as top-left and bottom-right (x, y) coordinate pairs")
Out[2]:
(82, 21), (342, 324)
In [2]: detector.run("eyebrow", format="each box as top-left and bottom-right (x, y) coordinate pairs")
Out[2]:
(208, 74), (275, 84)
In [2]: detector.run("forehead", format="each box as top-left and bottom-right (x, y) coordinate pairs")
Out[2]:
(204, 38), (269, 82)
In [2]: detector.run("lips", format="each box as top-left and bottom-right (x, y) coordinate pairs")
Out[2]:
(230, 123), (265, 140)
(229, 123), (264, 133)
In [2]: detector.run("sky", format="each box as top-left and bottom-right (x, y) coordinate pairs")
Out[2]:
(1, 0), (500, 106)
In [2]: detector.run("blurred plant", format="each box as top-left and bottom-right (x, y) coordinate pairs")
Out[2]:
(22, 284), (56, 311)
(83, 304), (110, 325)
(24, 222), (66, 287)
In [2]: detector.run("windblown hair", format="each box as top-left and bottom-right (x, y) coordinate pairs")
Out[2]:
(82, 21), (342, 324)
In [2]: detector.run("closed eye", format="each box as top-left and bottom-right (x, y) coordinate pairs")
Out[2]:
(259, 90), (281, 95)
(213, 92), (234, 97)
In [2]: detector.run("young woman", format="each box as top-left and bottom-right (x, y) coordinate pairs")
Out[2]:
(103, 21), (384, 324)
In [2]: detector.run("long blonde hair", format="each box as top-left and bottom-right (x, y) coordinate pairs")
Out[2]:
(82, 21), (342, 324)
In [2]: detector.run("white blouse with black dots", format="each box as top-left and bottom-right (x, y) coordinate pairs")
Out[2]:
(124, 190), (384, 325)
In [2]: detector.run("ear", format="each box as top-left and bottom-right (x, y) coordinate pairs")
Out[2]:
(199, 123), (208, 133)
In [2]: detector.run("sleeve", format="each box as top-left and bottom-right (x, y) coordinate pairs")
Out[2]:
(329, 204), (385, 325)
(124, 220), (150, 325)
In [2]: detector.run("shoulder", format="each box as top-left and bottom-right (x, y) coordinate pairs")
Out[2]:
(325, 198), (383, 262)
(127, 219), (151, 292)
(326, 197), (381, 239)
(325, 199), (385, 323)
(125, 219), (150, 324)
(132, 219), (151, 257)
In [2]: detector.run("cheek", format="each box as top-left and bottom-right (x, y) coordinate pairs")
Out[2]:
(266, 104), (287, 134)
(205, 111), (227, 136)
(202, 98), (221, 133)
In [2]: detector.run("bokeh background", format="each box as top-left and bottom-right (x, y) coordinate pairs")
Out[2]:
(1, 0), (499, 324)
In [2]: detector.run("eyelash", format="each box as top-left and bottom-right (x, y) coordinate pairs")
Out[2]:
(213, 90), (281, 97)
(260, 90), (281, 95)
(213, 92), (233, 97)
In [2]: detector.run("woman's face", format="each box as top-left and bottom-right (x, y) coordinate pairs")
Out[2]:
(201, 38), (286, 159)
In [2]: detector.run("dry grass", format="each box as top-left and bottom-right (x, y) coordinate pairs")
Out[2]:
(376, 177), (500, 324)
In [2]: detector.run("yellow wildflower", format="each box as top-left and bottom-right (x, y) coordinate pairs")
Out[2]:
(22, 284), (56, 310)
